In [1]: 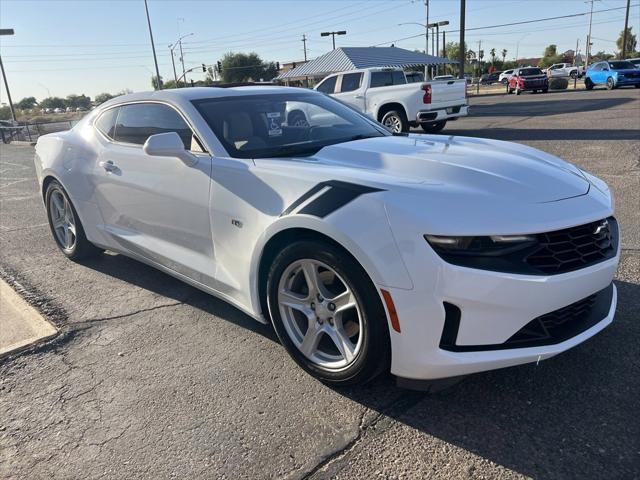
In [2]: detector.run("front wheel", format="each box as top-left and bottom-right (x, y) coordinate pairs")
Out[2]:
(515, 87), (521, 95)
(380, 110), (408, 134)
(45, 180), (102, 260)
(606, 77), (615, 90)
(421, 120), (447, 133)
(267, 240), (391, 386)
(585, 78), (594, 90)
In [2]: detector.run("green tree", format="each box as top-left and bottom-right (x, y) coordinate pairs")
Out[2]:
(94, 93), (114, 104)
(591, 50), (614, 62)
(65, 94), (91, 109)
(0, 106), (12, 120)
(489, 48), (496, 65)
(617, 27), (637, 58)
(501, 48), (508, 64)
(39, 97), (66, 109)
(151, 75), (163, 90)
(220, 52), (270, 83)
(17, 97), (37, 110)
(162, 79), (187, 89)
(540, 44), (563, 68)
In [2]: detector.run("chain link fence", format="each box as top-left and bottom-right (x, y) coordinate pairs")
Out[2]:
(1, 120), (78, 144)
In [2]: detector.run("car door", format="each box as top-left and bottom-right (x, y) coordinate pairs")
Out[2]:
(592, 63), (604, 84)
(91, 102), (216, 287)
(332, 72), (366, 111)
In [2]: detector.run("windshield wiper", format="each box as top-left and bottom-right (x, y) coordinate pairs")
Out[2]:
(257, 144), (324, 158)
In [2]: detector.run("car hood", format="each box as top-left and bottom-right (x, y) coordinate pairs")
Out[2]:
(301, 135), (589, 204)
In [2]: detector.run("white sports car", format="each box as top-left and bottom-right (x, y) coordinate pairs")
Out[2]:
(34, 86), (619, 387)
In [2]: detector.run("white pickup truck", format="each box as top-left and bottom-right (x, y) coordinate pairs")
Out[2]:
(314, 67), (468, 133)
(545, 63), (584, 78)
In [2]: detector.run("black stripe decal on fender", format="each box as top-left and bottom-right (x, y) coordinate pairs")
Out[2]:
(281, 180), (383, 218)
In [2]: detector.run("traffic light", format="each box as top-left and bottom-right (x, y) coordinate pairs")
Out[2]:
(202, 63), (206, 72)
(217, 61), (222, 73)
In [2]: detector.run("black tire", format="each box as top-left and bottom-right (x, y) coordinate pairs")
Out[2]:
(380, 109), (408, 133)
(570, 71), (577, 79)
(267, 240), (391, 386)
(606, 77), (615, 90)
(421, 120), (447, 133)
(635, 84), (640, 88)
(515, 87), (521, 95)
(506, 84), (512, 94)
(501, 78), (508, 84)
(45, 180), (102, 260)
(585, 78), (594, 90)
(542, 88), (549, 93)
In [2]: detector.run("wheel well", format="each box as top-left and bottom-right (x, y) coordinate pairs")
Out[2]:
(257, 228), (363, 323)
(377, 103), (406, 122)
(41, 175), (57, 199)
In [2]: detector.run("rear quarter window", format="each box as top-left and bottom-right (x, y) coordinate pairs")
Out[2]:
(317, 76), (337, 94)
(94, 107), (119, 139)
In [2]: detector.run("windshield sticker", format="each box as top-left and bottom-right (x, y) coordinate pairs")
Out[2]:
(267, 112), (283, 136)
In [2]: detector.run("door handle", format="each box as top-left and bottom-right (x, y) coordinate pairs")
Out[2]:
(99, 160), (117, 172)
(354, 94), (364, 99)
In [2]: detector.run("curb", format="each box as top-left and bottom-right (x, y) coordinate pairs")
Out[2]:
(9, 140), (36, 146)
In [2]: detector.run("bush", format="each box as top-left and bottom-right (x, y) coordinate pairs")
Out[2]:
(549, 77), (569, 90)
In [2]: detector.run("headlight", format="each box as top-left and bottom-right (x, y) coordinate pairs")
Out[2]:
(424, 234), (536, 255)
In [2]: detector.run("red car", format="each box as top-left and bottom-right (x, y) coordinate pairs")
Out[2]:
(507, 67), (549, 95)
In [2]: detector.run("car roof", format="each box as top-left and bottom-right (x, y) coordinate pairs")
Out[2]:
(99, 85), (314, 109)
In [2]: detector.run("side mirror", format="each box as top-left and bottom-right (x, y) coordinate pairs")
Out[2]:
(143, 132), (198, 166)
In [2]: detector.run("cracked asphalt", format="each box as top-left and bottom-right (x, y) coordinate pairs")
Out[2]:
(1, 88), (639, 479)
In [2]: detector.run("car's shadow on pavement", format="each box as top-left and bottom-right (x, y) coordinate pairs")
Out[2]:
(444, 128), (640, 141)
(469, 96), (635, 117)
(81, 252), (638, 478)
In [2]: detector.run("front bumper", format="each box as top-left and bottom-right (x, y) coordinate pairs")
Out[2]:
(384, 244), (619, 381)
(416, 105), (469, 124)
(615, 77), (640, 86)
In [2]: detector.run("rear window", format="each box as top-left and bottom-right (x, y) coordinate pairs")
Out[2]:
(519, 68), (543, 76)
(370, 71), (406, 88)
(95, 107), (119, 139)
(339, 72), (363, 93)
(317, 76), (337, 94)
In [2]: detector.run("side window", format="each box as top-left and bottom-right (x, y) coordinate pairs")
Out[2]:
(370, 72), (392, 88)
(392, 71), (406, 85)
(114, 103), (193, 149)
(95, 107), (119, 139)
(339, 72), (363, 93)
(317, 76), (337, 94)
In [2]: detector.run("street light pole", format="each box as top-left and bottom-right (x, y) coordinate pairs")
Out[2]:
(320, 31), (346, 50)
(169, 46), (178, 84)
(424, 0), (429, 79)
(458, 0), (466, 80)
(621, 0), (631, 59)
(143, 0), (162, 90)
(169, 33), (193, 87)
(0, 28), (16, 122)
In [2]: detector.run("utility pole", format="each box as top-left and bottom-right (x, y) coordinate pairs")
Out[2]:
(458, 0), (466, 80)
(179, 39), (187, 83)
(442, 30), (447, 74)
(169, 47), (178, 84)
(0, 28), (16, 122)
(477, 39), (482, 78)
(302, 34), (309, 87)
(621, 0), (631, 59)
(585, 0), (598, 68)
(424, 0), (429, 79)
(144, 0), (162, 90)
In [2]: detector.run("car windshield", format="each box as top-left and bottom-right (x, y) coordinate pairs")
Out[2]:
(608, 61), (636, 70)
(193, 92), (387, 159)
(519, 68), (543, 76)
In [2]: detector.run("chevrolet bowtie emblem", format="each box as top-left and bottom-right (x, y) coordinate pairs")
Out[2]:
(593, 220), (608, 235)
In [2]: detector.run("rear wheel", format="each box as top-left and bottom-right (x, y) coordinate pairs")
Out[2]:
(267, 240), (390, 386)
(45, 180), (102, 260)
(570, 71), (578, 79)
(515, 87), (521, 95)
(380, 110), (408, 134)
(585, 78), (594, 90)
(606, 77), (615, 90)
(421, 120), (447, 133)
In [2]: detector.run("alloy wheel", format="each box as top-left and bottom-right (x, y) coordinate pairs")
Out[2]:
(277, 259), (363, 370)
(382, 114), (402, 133)
(49, 189), (76, 251)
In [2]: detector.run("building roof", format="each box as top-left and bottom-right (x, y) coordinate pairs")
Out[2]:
(276, 47), (457, 79)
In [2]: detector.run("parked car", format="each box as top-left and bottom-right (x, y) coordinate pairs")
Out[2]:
(546, 63), (583, 78)
(53, 108), (63, 113)
(315, 67), (468, 133)
(585, 60), (640, 90)
(507, 67), (549, 94)
(34, 86), (620, 386)
(405, 72), (424, 83)
(480, 72), (500, 85)
(433, 75), (455, 81)
(499, 69), (514, 84)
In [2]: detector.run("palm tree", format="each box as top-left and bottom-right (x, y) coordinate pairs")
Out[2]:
(501, 48), (508, 64)
(490, 48), (496, 65)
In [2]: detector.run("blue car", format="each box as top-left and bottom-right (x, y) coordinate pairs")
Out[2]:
(585, 60), (640, 90)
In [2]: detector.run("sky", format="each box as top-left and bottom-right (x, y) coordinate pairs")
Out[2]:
(1, 0), (639, 103)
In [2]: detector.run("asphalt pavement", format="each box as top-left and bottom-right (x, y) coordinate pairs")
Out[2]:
(1, 87), (639, 479)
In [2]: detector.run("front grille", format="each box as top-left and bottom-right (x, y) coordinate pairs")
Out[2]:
(525, 217), (618, 274)
(439, 283), (614, 352)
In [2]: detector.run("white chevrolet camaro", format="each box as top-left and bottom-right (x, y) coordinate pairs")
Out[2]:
(34, 86), (619, 387)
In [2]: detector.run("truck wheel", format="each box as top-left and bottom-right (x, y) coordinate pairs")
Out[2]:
(585, 78), (594, 90)
(606, 77), (615, 90)
(421, 120), (447, 133)
(506, 84), (512, 94)
(570, 71), (577, 79)
(380, 110), (408, 134)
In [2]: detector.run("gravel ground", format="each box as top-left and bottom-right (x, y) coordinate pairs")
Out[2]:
(1, 87), (639, 479)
